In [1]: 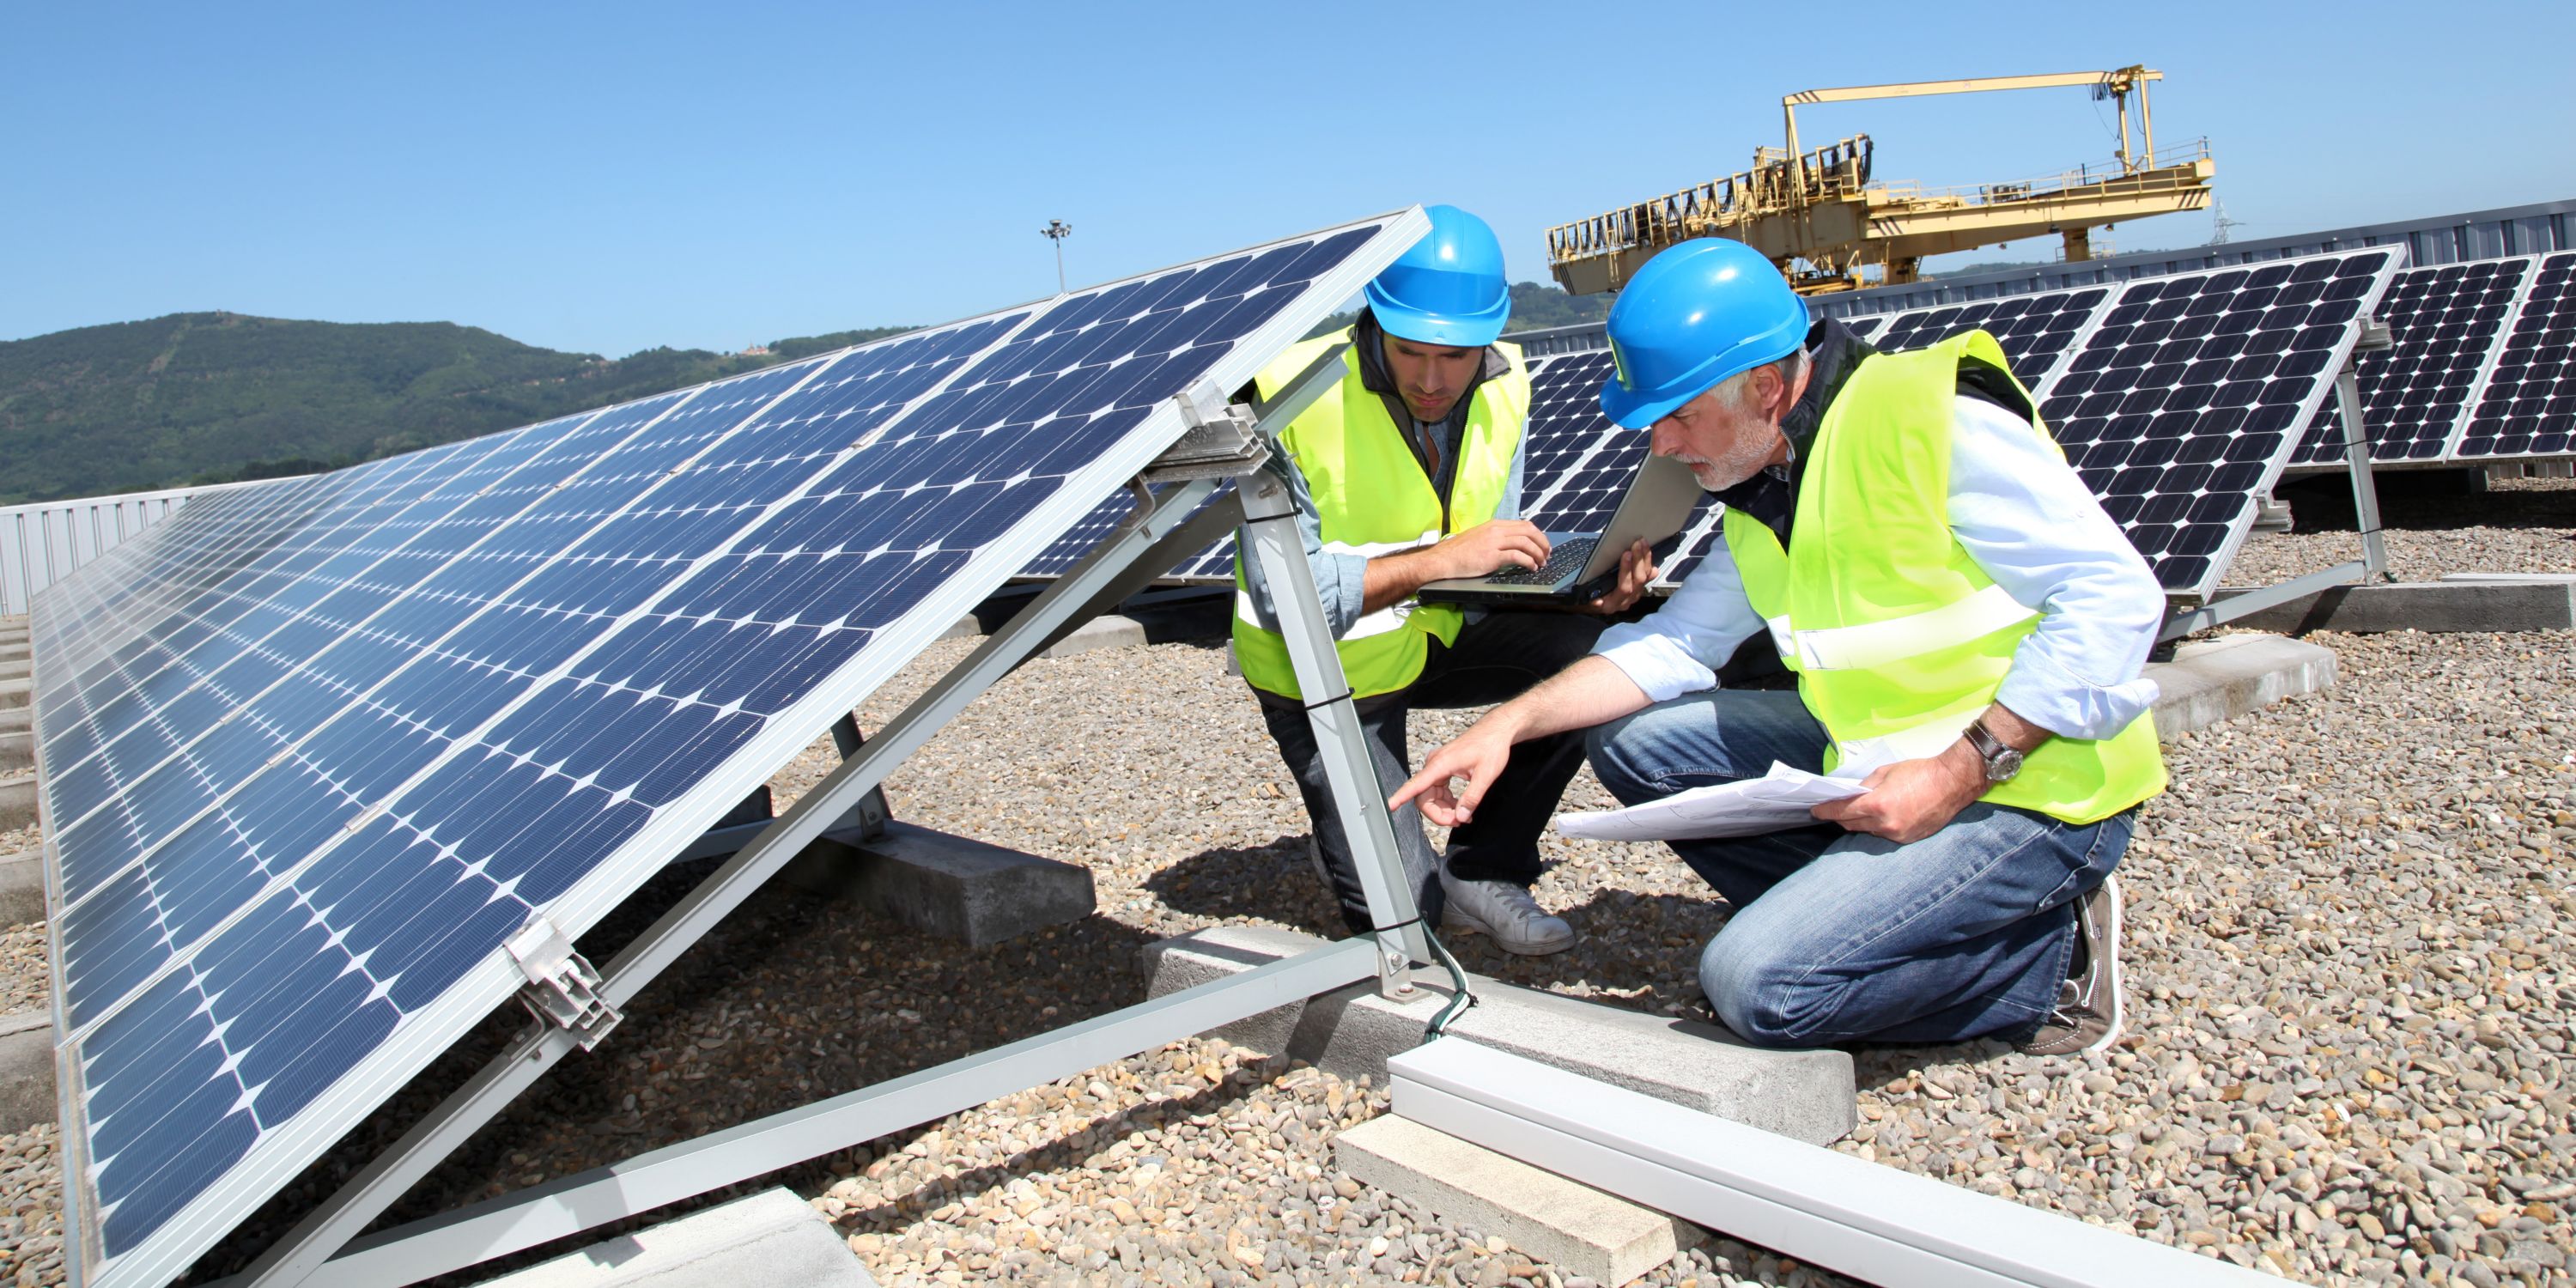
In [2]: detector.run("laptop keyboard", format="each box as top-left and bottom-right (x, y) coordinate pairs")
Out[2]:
(1479, 535), (1599, 586)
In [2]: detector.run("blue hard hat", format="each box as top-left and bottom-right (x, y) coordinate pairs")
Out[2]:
(1364, 204), (1512, 348)
(1598, 239), (1809, 428)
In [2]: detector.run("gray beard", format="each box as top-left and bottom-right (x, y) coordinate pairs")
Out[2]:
(1684, 422), (1783, 491)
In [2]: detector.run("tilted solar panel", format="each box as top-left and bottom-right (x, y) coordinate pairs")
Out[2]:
(31, 210), (1424, 1287)
(1851, 286), (2113, 393)
(2289, 255), (2539, 466)
(2454, 250), (2576, 460)
(2042, 248), (2402, 596)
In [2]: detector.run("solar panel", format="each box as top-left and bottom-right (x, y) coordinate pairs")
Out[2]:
(2289, 255), (2539, 466)
(1521, 351), (1643, 529)
(32, 210), (1424, 1288)
(1848, 286), (2113, 393)
(2454, 250), (2576, 460)
(2042, 248), (2402, 596)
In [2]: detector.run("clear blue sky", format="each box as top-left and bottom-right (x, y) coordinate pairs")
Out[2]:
(7, 2), (2569, 358)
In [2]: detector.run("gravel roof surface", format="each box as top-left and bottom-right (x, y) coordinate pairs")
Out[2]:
(0, 496), (2567, 1286)
(2227, 477), (2575, 587)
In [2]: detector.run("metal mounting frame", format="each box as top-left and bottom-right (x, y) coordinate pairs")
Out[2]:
(2159, 318), (2397, 641)
(1391, 1037), (2275, 1288)
(222, 343), (1425, 1286)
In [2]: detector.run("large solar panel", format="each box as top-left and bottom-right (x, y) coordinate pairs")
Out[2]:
(30, 210), (1424, 1287)
(1850, 285), (2113, 392)
(2043, 248), (2402, 596)
(2289, 255), (2539, 466)
(2455, 250), (2576, 460)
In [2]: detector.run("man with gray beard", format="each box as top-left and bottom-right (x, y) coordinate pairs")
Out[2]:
(1395, 238), (2168, 1057)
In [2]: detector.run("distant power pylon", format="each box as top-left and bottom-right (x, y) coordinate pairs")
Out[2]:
(1042, 220), (1072, 295)
(2208, 198), (2249, 246)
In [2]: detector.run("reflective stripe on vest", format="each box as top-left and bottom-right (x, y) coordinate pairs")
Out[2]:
(1230, 330), (1528, 700)
(1723, 330), (2165, 826)
(1782, 582), (2038, 672)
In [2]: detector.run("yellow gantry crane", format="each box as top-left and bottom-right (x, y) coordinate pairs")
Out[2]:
(1546, 66), (2216, 296)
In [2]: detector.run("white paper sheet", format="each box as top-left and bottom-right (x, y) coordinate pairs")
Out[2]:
(1554, 761), (1871, 841)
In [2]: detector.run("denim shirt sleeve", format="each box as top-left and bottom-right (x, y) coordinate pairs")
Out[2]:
(1947, 398), (2164, 739)
(1589, 526), (1766, 702)
(1492, 432), (1525, 523)
(1233, 449), (1369, 639)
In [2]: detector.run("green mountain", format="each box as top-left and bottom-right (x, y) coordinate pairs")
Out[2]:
(0, 313), (913, 505)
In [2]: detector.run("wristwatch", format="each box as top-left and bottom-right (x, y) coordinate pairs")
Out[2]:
(1962, 719), (2024, 784)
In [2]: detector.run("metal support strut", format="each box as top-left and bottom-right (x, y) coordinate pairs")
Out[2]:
(2158, 317), (2397, 641)
(2336, 318), (2396, 581)
(230, 343), (1427, 1287)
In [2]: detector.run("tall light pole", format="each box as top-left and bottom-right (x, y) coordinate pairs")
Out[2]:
(1041, 219), (1072, 295)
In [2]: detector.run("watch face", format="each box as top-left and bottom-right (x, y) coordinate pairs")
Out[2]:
(1988, 747), (2025, 782)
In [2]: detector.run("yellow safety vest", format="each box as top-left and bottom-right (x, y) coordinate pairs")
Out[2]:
(1722, 331), (2165, 824)
(1232, 328), (1530, 699)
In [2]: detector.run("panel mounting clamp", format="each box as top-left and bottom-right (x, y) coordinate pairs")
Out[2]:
(504, 916), (622, 1050)
(1144, 386), (1269, 483)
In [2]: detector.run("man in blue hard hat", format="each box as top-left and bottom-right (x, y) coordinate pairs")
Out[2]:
(1394, 238), (2166, 1054)
(1233, 204), (1658, 956)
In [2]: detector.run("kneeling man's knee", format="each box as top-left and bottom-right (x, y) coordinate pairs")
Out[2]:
(1700, 927), (1841, 1048)
(1584, 718), (1654, 805)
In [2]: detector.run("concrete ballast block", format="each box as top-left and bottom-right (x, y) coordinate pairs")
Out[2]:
(0, 662), (27, 683)
(1042, 615), (1147, 659)
(2208, 579), (2576, 634)
(470, 1188), (878, 1287)
(1337, 1115), (1699, 1287)
(2145, 633), (2337, 742)
(0, 854), (43, 927)
(1139, 927), (1856, 1145)
(0, 706), (27, 736)
(780, 821), (1093, 948)
(0, 780), (35, 833)
(0, 731), (28, 771)
(0, 1014), (55, 1135)
(0, 679), (27, 712)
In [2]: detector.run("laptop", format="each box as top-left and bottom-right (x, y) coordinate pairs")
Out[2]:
(1417, 452), (1704, 605)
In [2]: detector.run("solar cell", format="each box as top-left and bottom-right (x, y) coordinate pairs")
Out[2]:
(2290, 255), (2539, 465)
(2041, 249), (2401, 596)
(34, 211), (1422, 1288)
(2454, 250), (2576, 459)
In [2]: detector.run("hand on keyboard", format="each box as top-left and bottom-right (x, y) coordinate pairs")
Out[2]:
(1482, 536), (1597, 585)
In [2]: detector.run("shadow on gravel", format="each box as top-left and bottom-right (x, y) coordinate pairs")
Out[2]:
(1145, 835), (1350, 941)
(1439, 886), (1736, 1011)
(828, 1053), (1291, 1236)
(2281, 471), (2576, 532)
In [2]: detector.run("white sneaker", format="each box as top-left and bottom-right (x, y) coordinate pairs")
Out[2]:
(1441, 874), (1576, 956)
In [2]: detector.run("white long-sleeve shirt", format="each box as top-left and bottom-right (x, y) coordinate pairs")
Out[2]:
(1592, 397), (2164, 741)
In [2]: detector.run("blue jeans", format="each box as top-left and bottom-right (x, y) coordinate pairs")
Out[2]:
(1585, 690), (2132, 1048)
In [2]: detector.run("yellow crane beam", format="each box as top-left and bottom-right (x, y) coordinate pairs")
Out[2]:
(1783, 67), (2162, 195)
(1547, 64), (2210, 297)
